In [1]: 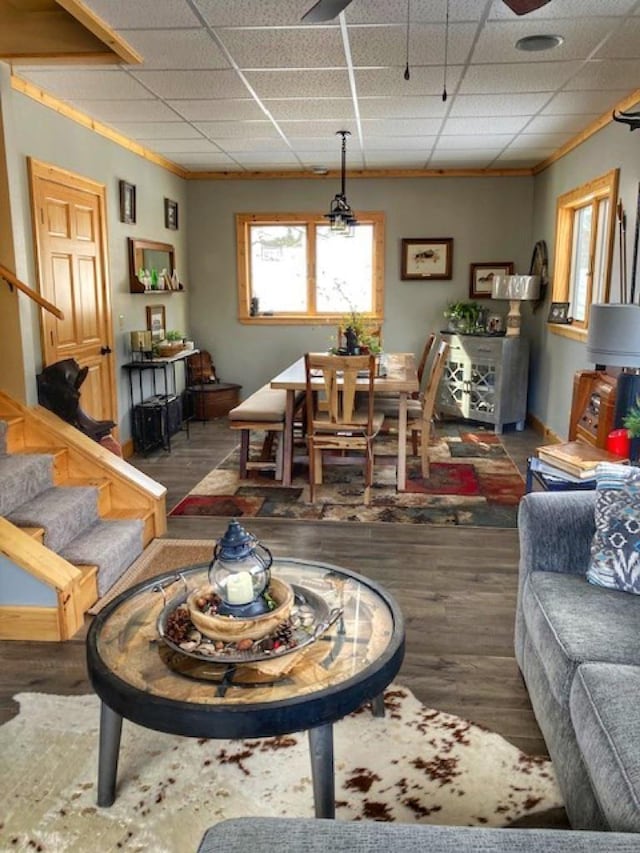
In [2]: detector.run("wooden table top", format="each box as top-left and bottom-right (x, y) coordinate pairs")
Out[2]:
(270, 353), (419, 394)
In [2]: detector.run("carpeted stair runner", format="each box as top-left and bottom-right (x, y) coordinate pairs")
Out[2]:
(0, 418), (144, 599)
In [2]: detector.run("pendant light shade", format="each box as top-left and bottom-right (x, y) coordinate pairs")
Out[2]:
(325, 130), (357, 235)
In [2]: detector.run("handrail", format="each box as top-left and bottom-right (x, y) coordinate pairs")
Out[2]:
(0, 264), (64, 320)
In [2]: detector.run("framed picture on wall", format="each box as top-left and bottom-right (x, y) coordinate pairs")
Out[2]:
(469, 262), (514, 298)
(146, 304), (166, 341)
(119, 180), (136, 224)
(164, 198), (178, 230)
(401, 238), (453, 280)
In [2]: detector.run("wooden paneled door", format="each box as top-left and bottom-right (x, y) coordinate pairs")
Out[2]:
(29, 159), (117, 428)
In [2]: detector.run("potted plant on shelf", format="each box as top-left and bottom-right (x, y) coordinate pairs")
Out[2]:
(155, 330), (185, 357)
(444, 301), (482, 334)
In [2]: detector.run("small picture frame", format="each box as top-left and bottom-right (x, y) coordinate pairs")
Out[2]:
(146, 304), (166, 342)
(401, 238), (453, 280)
(469, 262), (514, 298)
(548, 301), (572, 324)
(119, 180), (136, 225)
(164, 198), (178, 230)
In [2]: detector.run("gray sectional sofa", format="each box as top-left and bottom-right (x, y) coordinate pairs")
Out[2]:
(198, 490), (640, 850)
(516, 490), (640, 832)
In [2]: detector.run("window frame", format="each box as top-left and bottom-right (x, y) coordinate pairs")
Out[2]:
(550, 168), (619, 342)
(236, 211), (385, 325)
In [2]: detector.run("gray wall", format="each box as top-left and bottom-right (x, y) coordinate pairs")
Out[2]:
(0, 71), (189, 442)
(527, 108), (640, 440)
(187, 174), (534, 397)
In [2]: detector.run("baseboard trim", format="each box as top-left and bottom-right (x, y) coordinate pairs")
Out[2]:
(527, 413), (562, 444)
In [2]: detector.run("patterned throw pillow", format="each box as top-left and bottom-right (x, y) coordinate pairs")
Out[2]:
(587, 463), (640, 594)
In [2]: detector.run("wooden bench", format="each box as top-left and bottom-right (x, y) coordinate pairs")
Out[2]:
(229, 385), (302, 480)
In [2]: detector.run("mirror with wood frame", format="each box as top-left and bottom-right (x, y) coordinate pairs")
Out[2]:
(128, 238), (176, 293)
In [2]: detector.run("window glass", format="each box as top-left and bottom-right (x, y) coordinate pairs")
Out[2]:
(316, 224), (374, 314)
(592, 198), (609, 304)
(569, 204), (592, 323)
(249, 224), (307, 313)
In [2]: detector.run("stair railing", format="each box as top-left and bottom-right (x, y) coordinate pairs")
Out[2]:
(0, 264), (64, 320)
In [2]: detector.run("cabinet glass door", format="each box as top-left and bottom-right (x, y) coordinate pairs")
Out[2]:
(468, 359), (496, 416)
(439, 357), (466, 414)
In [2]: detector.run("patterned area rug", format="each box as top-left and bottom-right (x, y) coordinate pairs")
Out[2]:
(1, 686), (561, 852)
(170, 425), (525, 527)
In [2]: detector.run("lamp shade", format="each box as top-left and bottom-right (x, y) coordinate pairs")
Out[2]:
(586, 303), (640, 367)
(491, 275), (541, 301)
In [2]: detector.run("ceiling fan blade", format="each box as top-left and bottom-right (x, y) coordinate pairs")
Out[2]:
(502, 0), (552, 15)
(301, 0), (354, 23)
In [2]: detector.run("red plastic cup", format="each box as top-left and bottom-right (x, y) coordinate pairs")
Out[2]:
(607, 428), (631, 458)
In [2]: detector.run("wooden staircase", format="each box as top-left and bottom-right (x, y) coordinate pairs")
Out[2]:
(0, 391), (166, 641)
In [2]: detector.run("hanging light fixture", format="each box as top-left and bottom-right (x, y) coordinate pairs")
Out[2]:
(325, 130), (357, 235)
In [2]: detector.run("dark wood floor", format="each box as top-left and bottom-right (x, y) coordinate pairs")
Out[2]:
(0, 418), (546, 760)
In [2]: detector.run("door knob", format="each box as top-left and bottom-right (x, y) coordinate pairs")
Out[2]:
(100, 345), (112, 355)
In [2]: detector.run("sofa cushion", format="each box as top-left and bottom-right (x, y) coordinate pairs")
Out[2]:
(198, 817), (640, 852)
(522, 571), (640, 708)
(587, 463), (640, 594)
(570, 662), (640, 832)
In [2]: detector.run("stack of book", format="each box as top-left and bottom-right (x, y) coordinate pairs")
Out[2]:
(536, 440), (629, 482)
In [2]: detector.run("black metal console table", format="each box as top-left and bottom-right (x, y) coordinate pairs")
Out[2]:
(123, 349), (198, 453)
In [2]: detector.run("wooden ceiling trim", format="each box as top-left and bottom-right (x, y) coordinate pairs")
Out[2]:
(11, 76), (188, 178)
(0, 0), (141, 65)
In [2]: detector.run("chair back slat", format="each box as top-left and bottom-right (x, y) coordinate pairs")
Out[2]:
(421, 340), (449, 423)
(416, 332), (437, 391)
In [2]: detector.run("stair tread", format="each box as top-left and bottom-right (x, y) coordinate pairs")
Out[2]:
(60, 518), (144, 597)
(7, 485), (99, 553)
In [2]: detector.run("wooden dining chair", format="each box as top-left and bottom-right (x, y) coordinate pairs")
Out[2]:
(408, 340), (450, 478)
(415, 332), (437, 398)
(304, 353), (385, 505)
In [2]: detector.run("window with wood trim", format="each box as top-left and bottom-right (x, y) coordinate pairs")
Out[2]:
(236, 212), (384, 324)
(551, 169), (619, 339)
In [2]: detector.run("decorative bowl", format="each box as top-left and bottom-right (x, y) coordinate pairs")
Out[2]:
(186, 576), (294, 642)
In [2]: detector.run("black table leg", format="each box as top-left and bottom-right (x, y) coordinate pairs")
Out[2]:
(97, 702), (123, 807)
(371, 693), (386, 717)
(308, 722), (335, 818)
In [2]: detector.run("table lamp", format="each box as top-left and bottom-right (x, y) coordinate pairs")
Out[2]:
(586, 303), (640, 429)
(491, 275), (541, 336)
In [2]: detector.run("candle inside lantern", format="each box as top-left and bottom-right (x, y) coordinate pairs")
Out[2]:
(225, 571), (255, 605)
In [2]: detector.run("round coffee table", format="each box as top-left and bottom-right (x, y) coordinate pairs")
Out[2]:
(86, 557), (405, 819)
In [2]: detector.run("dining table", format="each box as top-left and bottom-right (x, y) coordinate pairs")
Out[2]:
(270, 352), (419, 491)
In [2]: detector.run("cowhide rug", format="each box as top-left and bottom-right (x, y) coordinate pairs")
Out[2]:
(0, 686), (562, 852)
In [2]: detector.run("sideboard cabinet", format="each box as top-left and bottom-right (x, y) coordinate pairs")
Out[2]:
(437, 333), (530, 434)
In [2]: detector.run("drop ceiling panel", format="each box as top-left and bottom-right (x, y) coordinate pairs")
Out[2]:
(131, 70), (249, 99)
(358, 97), (449, 119)
(496, 148), (556, 162)
(118, 29), (230, 70)
(196, 0), (316, 28)
(219, 27), (346, 68)
(282, 137), (359, 151)
(149, 138), (221, 153)
(348, 23), (478, 67)
(460, 61), (582, 93)
(524, 114), (601, 134)
(363, 154), (430, 167)
(83, 0), (202, 29)
(472, 18), (622, 64)
(244, 69), (351, 98)
(193, 120), (280, 138)
(355, 66), (463, 97)
(448, 92), (551, 116)
(595, 19), (640, 58)
(72, 99), (180, 122)
(442, 115), (531, 134)
(171, 99), (266, 121)
(508, 132), (574, 149)
(361, 118), (443, 135)
(541, 90), (630, 114)
(18, 68), (150, 99)
(566, 59), (640, 90)
(227, 152), (302, 166)
(110, 121), (205, 140)
(265, 99), (355, 120)
(277, 120), (360, 137)
(434, 134), (513, 150)
(219, 137), (293, 152)
(489, 0), (638, 19)
(169, 152), (241, 168)
(344, 0), (485, 25)
(429, 152), (504, 168)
